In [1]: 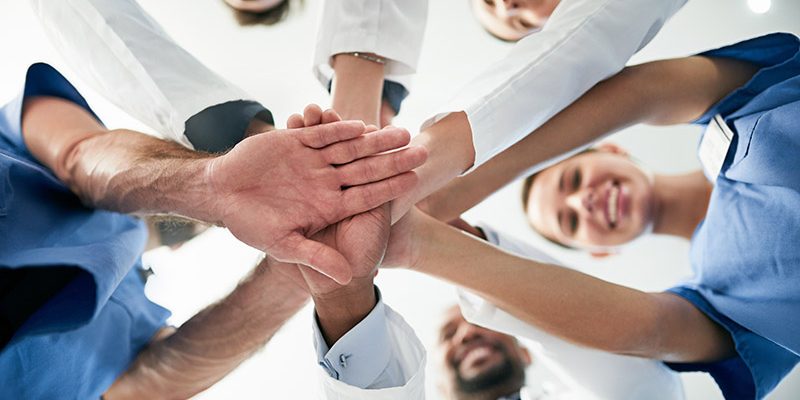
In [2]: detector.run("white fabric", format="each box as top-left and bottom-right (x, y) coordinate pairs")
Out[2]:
(315, 0), (686, 173)
(29, 0), (252, 148)
(312, 0), (425, 97)
(317, 304), (426, 400)
(462, 223), (686, 400)
(317, 222), (685, 399)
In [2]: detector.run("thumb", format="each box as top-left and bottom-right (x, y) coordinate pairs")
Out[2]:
(277, 233), (353, 285)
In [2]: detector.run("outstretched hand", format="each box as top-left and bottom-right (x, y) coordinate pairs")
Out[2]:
(206, 104), (426, 284)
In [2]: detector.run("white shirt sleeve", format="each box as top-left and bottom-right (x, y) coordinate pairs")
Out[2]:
(421, 0), (687, 173)
(312, 0), (427, 90)
(28, 0), (253, 148)
(460, 223), (685, 400)
(313, 296), (427, 399)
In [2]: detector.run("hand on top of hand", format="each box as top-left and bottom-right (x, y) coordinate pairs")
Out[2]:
(271, 105), (426, 296)
(206, 104), (426, 284)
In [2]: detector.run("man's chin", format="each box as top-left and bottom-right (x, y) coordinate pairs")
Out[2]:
(455, 358), (516, 394)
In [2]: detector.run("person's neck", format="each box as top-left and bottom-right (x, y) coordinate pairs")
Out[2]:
(651, 171), (713, 240)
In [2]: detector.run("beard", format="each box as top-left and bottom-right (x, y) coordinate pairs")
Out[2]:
(453, 348), (526, 396)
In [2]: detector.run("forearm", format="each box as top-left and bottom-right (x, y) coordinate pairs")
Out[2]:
(422, 57), (758, 221)
(413, 213), (732, 362)
(331, 54), (385, 126)
(105, 259), (309, 399)
(22, 96), (220, 223)
(313, 278), (377, 347)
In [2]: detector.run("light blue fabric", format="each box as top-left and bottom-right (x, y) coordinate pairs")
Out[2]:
(312, 287), (404, 389)
(0, 63), (170, 399)
(666, 33), (800, 400)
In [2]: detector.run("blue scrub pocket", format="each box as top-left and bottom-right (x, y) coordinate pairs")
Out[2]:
(724, 101), (800, 190)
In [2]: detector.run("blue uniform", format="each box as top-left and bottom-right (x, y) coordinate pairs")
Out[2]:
(666, 33), (800, 399)
(0, 64), (170, 399)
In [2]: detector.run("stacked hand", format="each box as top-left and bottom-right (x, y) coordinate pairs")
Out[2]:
(206, 105), (426, 284)
(271, 105), (422, 295)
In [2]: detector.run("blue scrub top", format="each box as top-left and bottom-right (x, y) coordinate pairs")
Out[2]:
(0, 64), (170, 399)
(665, 33), (800, 399)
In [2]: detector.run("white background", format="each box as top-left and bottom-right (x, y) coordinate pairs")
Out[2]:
(2, 0), (799, 398)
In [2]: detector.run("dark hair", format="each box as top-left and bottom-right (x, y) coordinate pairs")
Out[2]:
(227, 0), (299, 27)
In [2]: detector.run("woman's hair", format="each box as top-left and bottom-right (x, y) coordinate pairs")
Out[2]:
(227, 0), (302, 27)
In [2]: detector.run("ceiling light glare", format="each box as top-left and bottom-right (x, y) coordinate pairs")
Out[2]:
(747, 0), (771, 14)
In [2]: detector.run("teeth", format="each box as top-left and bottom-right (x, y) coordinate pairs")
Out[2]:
(608, 185), (619, 226)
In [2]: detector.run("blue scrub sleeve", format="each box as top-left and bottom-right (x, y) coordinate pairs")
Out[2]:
(0, 63), (100, 158)
(0, 63), (149, 339)
(692, 33), (800, 125)
(665, 287), (799, 400)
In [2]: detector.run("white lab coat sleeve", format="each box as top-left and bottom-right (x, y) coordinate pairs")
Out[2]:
(421, 0), (687, 173)
(458, 223), (686, 400)
(28, 0), (253, 148)
(315, 302), (427, 400)
(312, 0), (427, 90)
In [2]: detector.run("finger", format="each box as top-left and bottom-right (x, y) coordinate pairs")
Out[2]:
(322, 127), (411, 165)
(295, 120), (366, 148)
(338, 146), (427, 186)
(277, 233), (353, 285)
(287, 113), (305, 129)
(341, 171), (419, 215)
(321, 109), (342, 124)
(365, 124), (379, 133)
(303, 104), (324, 127)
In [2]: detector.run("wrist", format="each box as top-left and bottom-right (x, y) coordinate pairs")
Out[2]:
(406, 211), (436, 272)
(170, 156), (223, 224)
(313, 278), (377, 346)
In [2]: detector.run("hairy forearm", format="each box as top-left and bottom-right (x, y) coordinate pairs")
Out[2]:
(105, 259), (309, 399)
(22, 96), (220, 223)
(312, 278), (377, 347)
(412, 213), (732, 362)
(65, 129), (217, 220)
(421, 57), (758, 222)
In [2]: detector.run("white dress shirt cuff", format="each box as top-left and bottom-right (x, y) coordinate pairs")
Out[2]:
(312, 287), (393, 389)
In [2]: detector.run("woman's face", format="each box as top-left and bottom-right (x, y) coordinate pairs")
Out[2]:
(526, 146), (655, 249)
(471, 0), (559, 41)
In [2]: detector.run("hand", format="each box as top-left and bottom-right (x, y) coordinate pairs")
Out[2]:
(276, 106), (400, 296)
(206, 105), (427, 284)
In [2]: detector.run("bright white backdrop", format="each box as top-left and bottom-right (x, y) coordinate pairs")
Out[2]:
(1, 0), (799, 398)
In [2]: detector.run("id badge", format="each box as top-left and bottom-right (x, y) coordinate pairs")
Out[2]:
(698, 114), (734, 181)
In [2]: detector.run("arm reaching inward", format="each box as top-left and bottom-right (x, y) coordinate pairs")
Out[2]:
(104, 257), (309, 399)
(21, 96), (426, 283)
(385, 209), (735, 363)
(421, 56), (758, 222)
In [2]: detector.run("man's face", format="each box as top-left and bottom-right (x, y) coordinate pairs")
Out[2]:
(438, 306), (530, 399)
(526, 146), (655, 249)
(471, 0), (560, 41)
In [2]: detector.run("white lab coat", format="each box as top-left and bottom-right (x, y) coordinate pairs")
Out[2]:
(316, 223), (685, 400)
(28, 0), (252, 148)
(314, 0), (687, 172)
